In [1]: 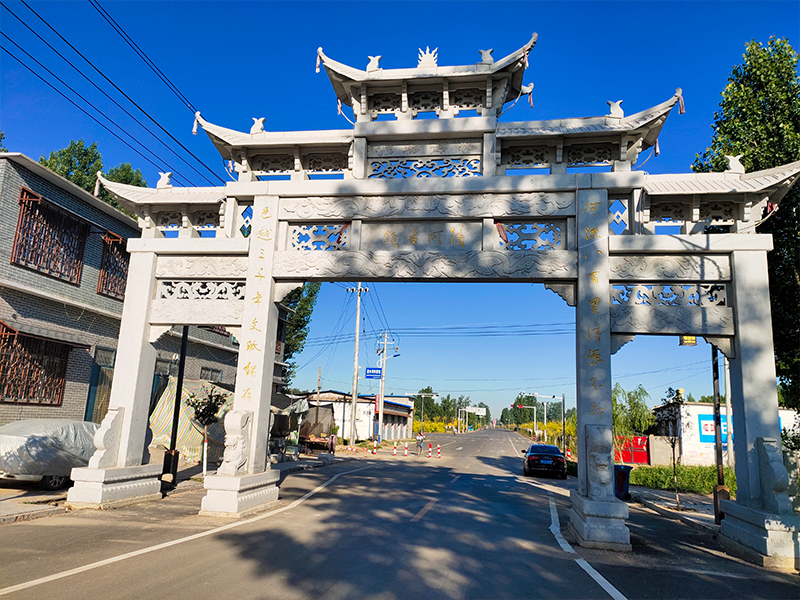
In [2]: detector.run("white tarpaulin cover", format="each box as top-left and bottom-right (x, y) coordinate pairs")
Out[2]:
(0, 419), (100, 476)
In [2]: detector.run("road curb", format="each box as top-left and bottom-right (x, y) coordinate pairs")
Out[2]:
(631, 492), (720, 534)
(1, 505), (66, 525)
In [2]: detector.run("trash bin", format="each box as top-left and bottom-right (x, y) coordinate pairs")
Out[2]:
(614, 465), (633, 500)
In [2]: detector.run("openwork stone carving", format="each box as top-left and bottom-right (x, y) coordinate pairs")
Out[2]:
(649, 202), (689, 222)
(251, 154), (294, 173)
(158, 280), (246, 300)
(450, 88), (483, 110)
(88, 407), (124, 469)
(155, 256), (249, 279)
(280, 192), (574, 220)
(290, 224), (348, 250)
(306, 153), (348, 172)
(586, 424), (614, 501)
(609, 256), (731, 281)
(757, 437), (792, 514)
(502, 222), (564, 251)
(502, 146), (553, 167)
(566, 145), (613, 166)
(409, 90), (442, 112)
(700, 202), (737, 222)
(157, 212), (181, 229)
(193, 211), (219, 229)
(611, 284), (727, 307)
(218, 411), (252, 477)
(273, 249), (577, 280)
(369, 92), (401, 112)
(369, 159), (481, 179)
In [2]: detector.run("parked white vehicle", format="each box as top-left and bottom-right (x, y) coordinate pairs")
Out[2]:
(0, 419), (99, 490)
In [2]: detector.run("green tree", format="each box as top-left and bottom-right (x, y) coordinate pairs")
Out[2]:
(692, 37), (800, 410)
(185, 385), (230, 477)
(612, 383), (655, 458)
(281, 282), (322, 383)
(40, 139), (104, 193)
(0, 131), (7, 152)
(654, 387), (691, 510)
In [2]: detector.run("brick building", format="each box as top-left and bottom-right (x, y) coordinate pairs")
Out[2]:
(0, 153), (239, 426)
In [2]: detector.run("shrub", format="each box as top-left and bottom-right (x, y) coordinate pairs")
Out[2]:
(629, 464), (737, 497)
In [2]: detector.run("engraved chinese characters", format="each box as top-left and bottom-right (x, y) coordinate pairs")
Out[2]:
(575, 189), (612, 499)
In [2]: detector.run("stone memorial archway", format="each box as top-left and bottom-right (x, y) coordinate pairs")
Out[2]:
(66, 35), (800, 567)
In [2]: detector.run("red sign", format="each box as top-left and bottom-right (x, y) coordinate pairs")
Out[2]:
(614, 436), (649, 464)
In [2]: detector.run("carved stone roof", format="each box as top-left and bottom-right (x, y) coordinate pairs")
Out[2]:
(196, 113), (354, 161)
(497, 91), (682, 150)
(318, 34), (538, 108)
(98, 173), (226, 212)
(644, 161), (800, 201)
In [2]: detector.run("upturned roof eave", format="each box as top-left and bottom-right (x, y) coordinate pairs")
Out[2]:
(318, 33), (537, 106)
(98, 173), (226, 213)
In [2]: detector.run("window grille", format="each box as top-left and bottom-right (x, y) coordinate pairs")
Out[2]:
(11, 187), (87, 284)
(97, 233), (129, 300)
(200, 367), (222, 382)
(0, 323), (69, 405)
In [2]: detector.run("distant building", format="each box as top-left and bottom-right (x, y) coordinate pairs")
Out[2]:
(298, 390), (413, 441)
(0, 153), (239, 426)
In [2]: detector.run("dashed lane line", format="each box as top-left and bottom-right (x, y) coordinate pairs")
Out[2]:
(410, 499), (438, 522)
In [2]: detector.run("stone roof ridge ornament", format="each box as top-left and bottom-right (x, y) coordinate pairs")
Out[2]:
(725, 155), (745, 174)
(417, 46), (438, 68)
(674, 87), (685, 114)
(366, 55), (381, 72)
(607, 100), (624, 119)
(479, 49), (494, 65)
(250, 118), (266, 135)
(157, 172), (173, 189)
(192, 111), (201, 135)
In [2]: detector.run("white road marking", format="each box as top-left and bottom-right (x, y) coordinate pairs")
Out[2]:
(505, 432), (519, 454)
(456, 447), (463, 451)
(410, 499), (438, 522)
(547, 495), (628, 600)
(0, 465), (373, 597)
(451, 475), (461, 483)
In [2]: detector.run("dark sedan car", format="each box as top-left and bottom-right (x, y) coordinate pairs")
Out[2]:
(522, 444), (567, 479)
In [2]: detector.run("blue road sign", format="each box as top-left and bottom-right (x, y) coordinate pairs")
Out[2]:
(365, 368), (382, 379)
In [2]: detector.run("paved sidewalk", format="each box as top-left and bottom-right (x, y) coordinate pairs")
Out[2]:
(0, 447), (355, 525)
(630, 484), (719, 533)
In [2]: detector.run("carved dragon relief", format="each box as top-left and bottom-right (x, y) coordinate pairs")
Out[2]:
(149, 299), (245, 326)
(279, 192), (575, 220)
(273, 250), (577, 280)
(610, 305), (734, 335)
(155, 256), (248, 279)
(609, 255), (731, 281)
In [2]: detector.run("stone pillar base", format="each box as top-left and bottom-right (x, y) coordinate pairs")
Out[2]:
(719, 500), (800, 570)
(199, 469), (280, 517)
(569, 490), (631, 551)
(66, 464), (163, 508)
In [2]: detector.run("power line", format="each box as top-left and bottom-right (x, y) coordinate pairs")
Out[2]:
(88, 0), (197, 113)
(13, 0), (224, 185)
(1, 1), (204, 185)
(0, 43), (186, 180)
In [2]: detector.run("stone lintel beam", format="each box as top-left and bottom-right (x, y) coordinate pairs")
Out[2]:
(609, 255), (731, 281)
(127, 238), (249, 256)
(610, 305), (734, 336)
(609, 234), (773, 254)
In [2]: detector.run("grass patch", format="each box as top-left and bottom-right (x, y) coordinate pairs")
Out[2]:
(629, 464), (736, 497)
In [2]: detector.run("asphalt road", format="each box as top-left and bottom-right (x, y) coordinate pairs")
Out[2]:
(0, 429), (797, 599)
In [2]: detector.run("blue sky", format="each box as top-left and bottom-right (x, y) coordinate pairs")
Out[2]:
(2, 1), (798, 419)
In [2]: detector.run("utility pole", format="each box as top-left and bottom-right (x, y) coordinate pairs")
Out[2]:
(378, 331), (388, 443)
(561, 393), (566, 454)
(314, 366), (321, 425)
(347, 283), (368, 444)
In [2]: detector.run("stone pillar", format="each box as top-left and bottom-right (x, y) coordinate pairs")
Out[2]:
(719, 249), (799, 569)
(201, 195), (280, 516)
(569, 188), (631, 551)
(67, 251), (162, 507)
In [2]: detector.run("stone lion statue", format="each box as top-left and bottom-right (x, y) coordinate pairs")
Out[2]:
(586, 424), (614, 501)
(218, 410), (251, 477)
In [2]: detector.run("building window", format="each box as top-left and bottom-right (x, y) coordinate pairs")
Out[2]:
(0, 323), (70, 405)
(11, 187), (87, 284)
(155, 358), (179, 377)
(200, 367), (222, 382)
(97, 233), (129, 300)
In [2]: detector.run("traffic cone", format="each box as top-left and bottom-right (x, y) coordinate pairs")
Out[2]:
(404, 442), (408, 457)
(437, 444), (441, 459)
(428, 443), (432, 458)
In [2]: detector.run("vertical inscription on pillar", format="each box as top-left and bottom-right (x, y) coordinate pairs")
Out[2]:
(575, 189), (612, 498)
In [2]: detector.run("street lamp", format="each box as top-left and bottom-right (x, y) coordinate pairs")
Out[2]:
(414, 392), (439, 435)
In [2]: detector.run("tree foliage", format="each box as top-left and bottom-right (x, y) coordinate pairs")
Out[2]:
(0, 131), (7, 152)
(281, 282), (322, 383)
(38, 139), (146, 211)
(612, 383), (654, 438)
(692, 38), (800, 410)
